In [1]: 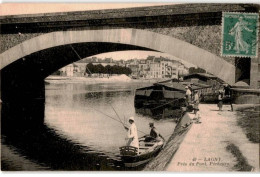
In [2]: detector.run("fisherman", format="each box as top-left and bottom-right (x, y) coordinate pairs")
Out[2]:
(124, 117), (139, 151)
(148, 123), (165, 141)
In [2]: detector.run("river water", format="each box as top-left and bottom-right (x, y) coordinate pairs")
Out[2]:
(1, 81), (177, 171)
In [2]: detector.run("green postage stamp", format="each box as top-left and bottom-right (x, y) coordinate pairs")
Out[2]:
(221, 12), (259, 58)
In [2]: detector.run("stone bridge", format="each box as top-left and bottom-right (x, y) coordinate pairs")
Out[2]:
(0, 4), (259, 102)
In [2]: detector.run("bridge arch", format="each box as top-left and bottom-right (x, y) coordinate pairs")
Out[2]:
(0, 28), (235, 84)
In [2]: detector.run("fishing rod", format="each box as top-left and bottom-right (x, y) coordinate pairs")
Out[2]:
(91, 107), (147, 135)
(110, 104), (130, 144)
(110, 104), (128, 144)
(91, 107), (125, 127)
(70, 44), (93, 78)
(110, 104), (125, 128)
(70, 44), (148, 135)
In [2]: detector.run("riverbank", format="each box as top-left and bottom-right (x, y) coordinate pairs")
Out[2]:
(235, 106), (260, 143)
(45, 75), (165, 84)
(166, 104), (259, 172)
(144, 112), (192, 171)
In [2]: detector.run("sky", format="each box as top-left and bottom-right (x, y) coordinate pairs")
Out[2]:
(0, 3), (175, 16)
(0, 2), (197, 68)
(91, 50), (196, 68)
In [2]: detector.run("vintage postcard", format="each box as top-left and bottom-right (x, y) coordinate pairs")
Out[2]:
(221, 12), (259, 58)
(0, 3), (259, 172)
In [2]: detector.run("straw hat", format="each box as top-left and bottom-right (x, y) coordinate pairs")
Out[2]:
(129, 116), (135, 122)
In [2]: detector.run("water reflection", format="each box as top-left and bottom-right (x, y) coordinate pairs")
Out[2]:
(2, 101), (124, 170)
(135, 106), (183, 120)
(2, 82), (176, 171)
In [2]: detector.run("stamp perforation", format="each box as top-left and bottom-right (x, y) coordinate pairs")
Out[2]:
(221, 11), (259, 58)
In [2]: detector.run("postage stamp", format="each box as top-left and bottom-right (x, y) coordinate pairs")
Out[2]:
(221, 12), (259, 58)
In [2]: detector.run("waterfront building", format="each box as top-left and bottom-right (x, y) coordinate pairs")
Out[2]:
(139, 59), (149, 78)
(59, 64), (74, 76)
(59, 56), (189, 79)
(92, 62), (116, 67)
(144, 56), (187, 79)
(59, 63), (87, 77)
(127, 64), (139, 77)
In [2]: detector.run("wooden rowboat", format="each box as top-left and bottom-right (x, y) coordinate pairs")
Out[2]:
(119, 136), (165, 167)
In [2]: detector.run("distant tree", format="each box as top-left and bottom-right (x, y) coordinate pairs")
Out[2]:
(104, 65), (112, 75)
(95, 64), (105, 74)
(86, 63), (131, 76)
(125, 67), (132, 75)
(188, 67), (206, 74)
(86, 63), (95, 76)
(52, 70), (61, 75)
(146, 56), (155, 61)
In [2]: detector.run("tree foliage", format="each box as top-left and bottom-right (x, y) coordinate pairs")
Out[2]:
(86, 63), (132, 75)
(188, 67), (206, 74)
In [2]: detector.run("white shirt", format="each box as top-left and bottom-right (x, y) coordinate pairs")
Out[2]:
(127, 123), (139, 149)
(186, 89), (192, 96)
(186, 89), (192, 102)
(194, 93), (199, 103)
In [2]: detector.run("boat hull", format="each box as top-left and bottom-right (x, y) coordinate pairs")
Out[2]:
(120, 137), (164, 167)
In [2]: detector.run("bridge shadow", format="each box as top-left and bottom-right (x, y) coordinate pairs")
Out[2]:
(1, 99), (141, 171)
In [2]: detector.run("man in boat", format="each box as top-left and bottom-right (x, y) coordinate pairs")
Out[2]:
(145, 123), (165, 142)
(124, 117), (139, 151)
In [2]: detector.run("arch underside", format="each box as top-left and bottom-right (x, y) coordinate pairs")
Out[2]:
(0, 28), (236, 85)
(0, 42), (153, 101)
(1, 42), (154, 79)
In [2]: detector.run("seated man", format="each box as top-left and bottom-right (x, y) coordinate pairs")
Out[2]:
(145, 123), (165, 142)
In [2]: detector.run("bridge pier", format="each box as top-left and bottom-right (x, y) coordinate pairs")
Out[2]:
(232, 58), (260, 105)
(1, 63), (45, 124)
(250, 57), (259, 89)
(1, 70), (45, 102)
(235, 58), (251, 85)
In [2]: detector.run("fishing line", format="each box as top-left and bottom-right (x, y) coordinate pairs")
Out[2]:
(70, 44), (93, 77)
(110, 104), (124, 127)
(91, 107), (147, 135)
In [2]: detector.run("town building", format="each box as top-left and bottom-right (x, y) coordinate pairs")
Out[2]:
(144, 56), (188, 79)
(58, 56), (189, 78)
(59, 63), (87, 77)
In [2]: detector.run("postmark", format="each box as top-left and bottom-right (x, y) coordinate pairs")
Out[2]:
(221, 12), (259, 58)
